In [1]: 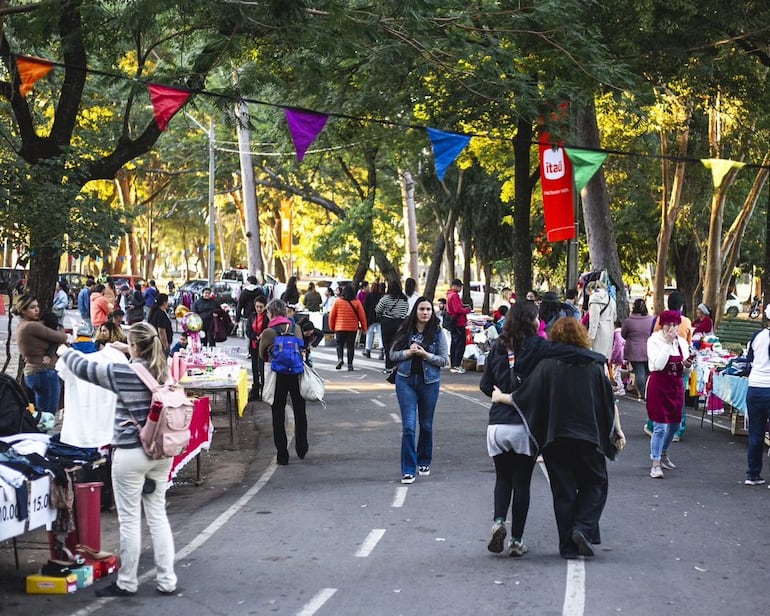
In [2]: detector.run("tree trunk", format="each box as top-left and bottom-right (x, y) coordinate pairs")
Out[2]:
(27, 243), (60, 314)
(512, 118), (535, 297)
(576, 99), (628, 319)
(400, 170), (418, 279)
(423, 234), (446, 301)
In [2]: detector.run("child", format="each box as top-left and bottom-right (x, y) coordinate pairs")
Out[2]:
(610, 319), (626, 395)
(169, 332), (189, 356)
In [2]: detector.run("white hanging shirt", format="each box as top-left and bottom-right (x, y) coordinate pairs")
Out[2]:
(57, 345), (129, 447)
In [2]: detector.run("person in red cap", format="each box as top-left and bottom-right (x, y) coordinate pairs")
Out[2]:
(646, 310), (694, 478)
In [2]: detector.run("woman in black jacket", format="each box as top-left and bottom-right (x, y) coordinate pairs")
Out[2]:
(479, 301), (540, 557)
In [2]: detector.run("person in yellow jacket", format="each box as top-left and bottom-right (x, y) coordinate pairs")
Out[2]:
(329, 284), (368, 371)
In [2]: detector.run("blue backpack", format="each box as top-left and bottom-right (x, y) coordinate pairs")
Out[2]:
(270, 325), (305, 375)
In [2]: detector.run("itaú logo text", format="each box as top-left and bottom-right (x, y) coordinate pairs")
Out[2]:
(543, 148), (566, 180)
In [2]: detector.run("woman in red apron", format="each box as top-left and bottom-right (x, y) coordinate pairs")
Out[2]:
(646, 310), (694, 478)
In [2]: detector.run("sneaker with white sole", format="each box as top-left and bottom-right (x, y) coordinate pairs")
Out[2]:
(650, 464), (664, 479)
(418, 466), (430, 476)
(744, 476), (765, 486)
(672, 434), (681, 442)
(508, 538), (528, 557)
(643, 424), (653, 437)
(660, 455), (676, 470)
(401, 474), (415, 484)
(487, 521), (506, 553)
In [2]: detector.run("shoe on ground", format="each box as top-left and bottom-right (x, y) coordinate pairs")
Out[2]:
(487, 521), (506, 553)
(660, 455), (676, 470)
(672, 434), (681, 442)
(336, 361), (343, 370)
(744, 476), (765, 485)
(95, 582), (135, 597)
(156, 586), (176, 595)
(418, 466), (430, 476)
(650, 464), (664, 479)
(363, 349), (371, 358)
(401, 474), (415, 484)
(571, 529), (594, 557)
(450, 366), (466, 374)
(508, 538), (528, 557)
(643, 424), (653, 437)
(381, 368), (392, 374)
(347, 365), (354, 371)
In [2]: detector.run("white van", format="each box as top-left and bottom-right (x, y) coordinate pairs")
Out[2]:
(469, 281), (499, 310)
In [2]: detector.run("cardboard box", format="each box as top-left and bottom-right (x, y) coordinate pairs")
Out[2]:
(83, 554), (118, 580)
(70, 565), (94, 589)
(26, 574), (78, 594)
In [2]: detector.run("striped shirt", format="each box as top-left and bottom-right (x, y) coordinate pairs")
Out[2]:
(375, 294), (409, 320)
(61, 352), (154, 448)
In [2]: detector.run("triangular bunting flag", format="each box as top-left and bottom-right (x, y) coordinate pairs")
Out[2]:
(16, 56), (54, 97)
(148, 84), (191, 131)
(565, 147), (608, 192)
(285, 108), (329, 162)
(701, 158), (745, 189)
(427, 128), (471, 181)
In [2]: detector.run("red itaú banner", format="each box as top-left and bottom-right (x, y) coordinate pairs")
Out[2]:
(539, 136), (575, 242)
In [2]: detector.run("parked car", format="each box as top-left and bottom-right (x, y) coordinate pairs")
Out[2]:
(106, 274), (145, 293)
(220, 269), (286, 302)
(58, 272), (90, 309)
(469, 281), (499, 311)
(171, 279), (208, 312)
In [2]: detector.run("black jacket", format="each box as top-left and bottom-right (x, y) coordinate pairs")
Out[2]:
(236, 284), (262, 322)
(480, 336), (606, 426)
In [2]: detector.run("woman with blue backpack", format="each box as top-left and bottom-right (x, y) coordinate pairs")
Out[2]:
(259, 299), (308, 466)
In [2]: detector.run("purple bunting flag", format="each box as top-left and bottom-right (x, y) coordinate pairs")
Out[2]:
(285, 108), (329, 162)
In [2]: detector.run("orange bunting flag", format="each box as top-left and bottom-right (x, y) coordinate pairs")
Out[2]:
(148, 84), (192, 131)
(17, 56), (54, 97)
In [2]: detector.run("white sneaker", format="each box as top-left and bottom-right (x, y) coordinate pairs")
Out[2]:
(401, 474), (415, 484)
(418, 466), (430, 476)
(487, 521), (506, 553)
(650, 464), (664, 479)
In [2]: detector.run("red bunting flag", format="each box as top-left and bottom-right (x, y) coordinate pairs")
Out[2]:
(16, 56), (54, 97)
(539, 134), (575, 242)
(148, 84), (191, 131)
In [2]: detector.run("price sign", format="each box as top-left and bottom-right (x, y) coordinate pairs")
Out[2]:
(28, 477), (57, 530)
(0, 486), (27, 541)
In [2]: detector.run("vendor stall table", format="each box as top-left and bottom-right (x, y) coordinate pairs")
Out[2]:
(180, 368), (248, 447)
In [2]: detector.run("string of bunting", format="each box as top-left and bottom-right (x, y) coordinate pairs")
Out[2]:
(11, 54), (767, 217)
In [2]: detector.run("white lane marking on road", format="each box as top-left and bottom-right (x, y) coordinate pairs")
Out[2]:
(442, 388), (488, 407)
(390, 413), (401, 423)
(563, 559), (586, 616)
(355, 529), (386, 557)
(297, 588), (338, 616)
(391, 487), (408, 508)
(371, 398), (386, 407)
(67, 458), (282, 616)
(346, 388), (360, 394)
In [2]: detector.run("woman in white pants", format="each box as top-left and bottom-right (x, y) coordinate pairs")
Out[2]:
(58, 323), (177, 597)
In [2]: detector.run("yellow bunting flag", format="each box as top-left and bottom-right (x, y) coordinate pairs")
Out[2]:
(16, 56), (54, 97)
(701, 158), (745, 189)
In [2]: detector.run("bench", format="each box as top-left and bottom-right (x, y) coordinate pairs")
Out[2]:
(714, 317), (762, 351)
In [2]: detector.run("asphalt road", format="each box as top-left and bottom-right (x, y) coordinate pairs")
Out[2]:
(1, 330), (767, 615)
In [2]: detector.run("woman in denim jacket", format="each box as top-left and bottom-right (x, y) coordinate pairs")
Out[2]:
(390, 296), (449, 484)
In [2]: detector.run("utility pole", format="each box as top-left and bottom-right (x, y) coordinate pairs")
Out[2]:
(235, 99), (264, 276)
(207, 119), (216, 286)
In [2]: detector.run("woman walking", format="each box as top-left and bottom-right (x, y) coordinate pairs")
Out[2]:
(390, 297), (448, 484)
(259, 299), (308, 465)
(646, 310), (693, 478)
(14, 295), (68, 416)
(492, 318), (624, 559)
(743, 304), (770, 485)
(57, 323), (177, 596)
(329, 284), (367, 371)
(147, 293), (173, 355)
(375, 280), (409, 372)
(621, 298), (654, 400)
(586, 280), (616, 360)
(246, 295), (270, 401)
(479, 302), (539, 557)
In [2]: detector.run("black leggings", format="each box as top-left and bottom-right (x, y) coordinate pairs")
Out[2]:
(335, 331), (357, 365)
(492, 451), (536, 540)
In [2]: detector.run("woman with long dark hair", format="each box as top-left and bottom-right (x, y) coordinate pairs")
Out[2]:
(390, 297), (448, 484)
(147, 293), (173, 355)
(621, 298), (654, 400)
(479, 301), (540, 557)
(375, 280), (409, 372)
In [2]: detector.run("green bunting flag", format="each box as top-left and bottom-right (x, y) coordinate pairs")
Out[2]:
(565, 148), (608, 192)
(701, 158), (745, 189)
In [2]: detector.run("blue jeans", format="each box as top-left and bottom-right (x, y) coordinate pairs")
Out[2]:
(746, 387), (770, 479)
(365, 323), (383, 351)
(395, 374), (440, 475)
(650, 421), (677, 461)
(24, 369), (61, 415)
